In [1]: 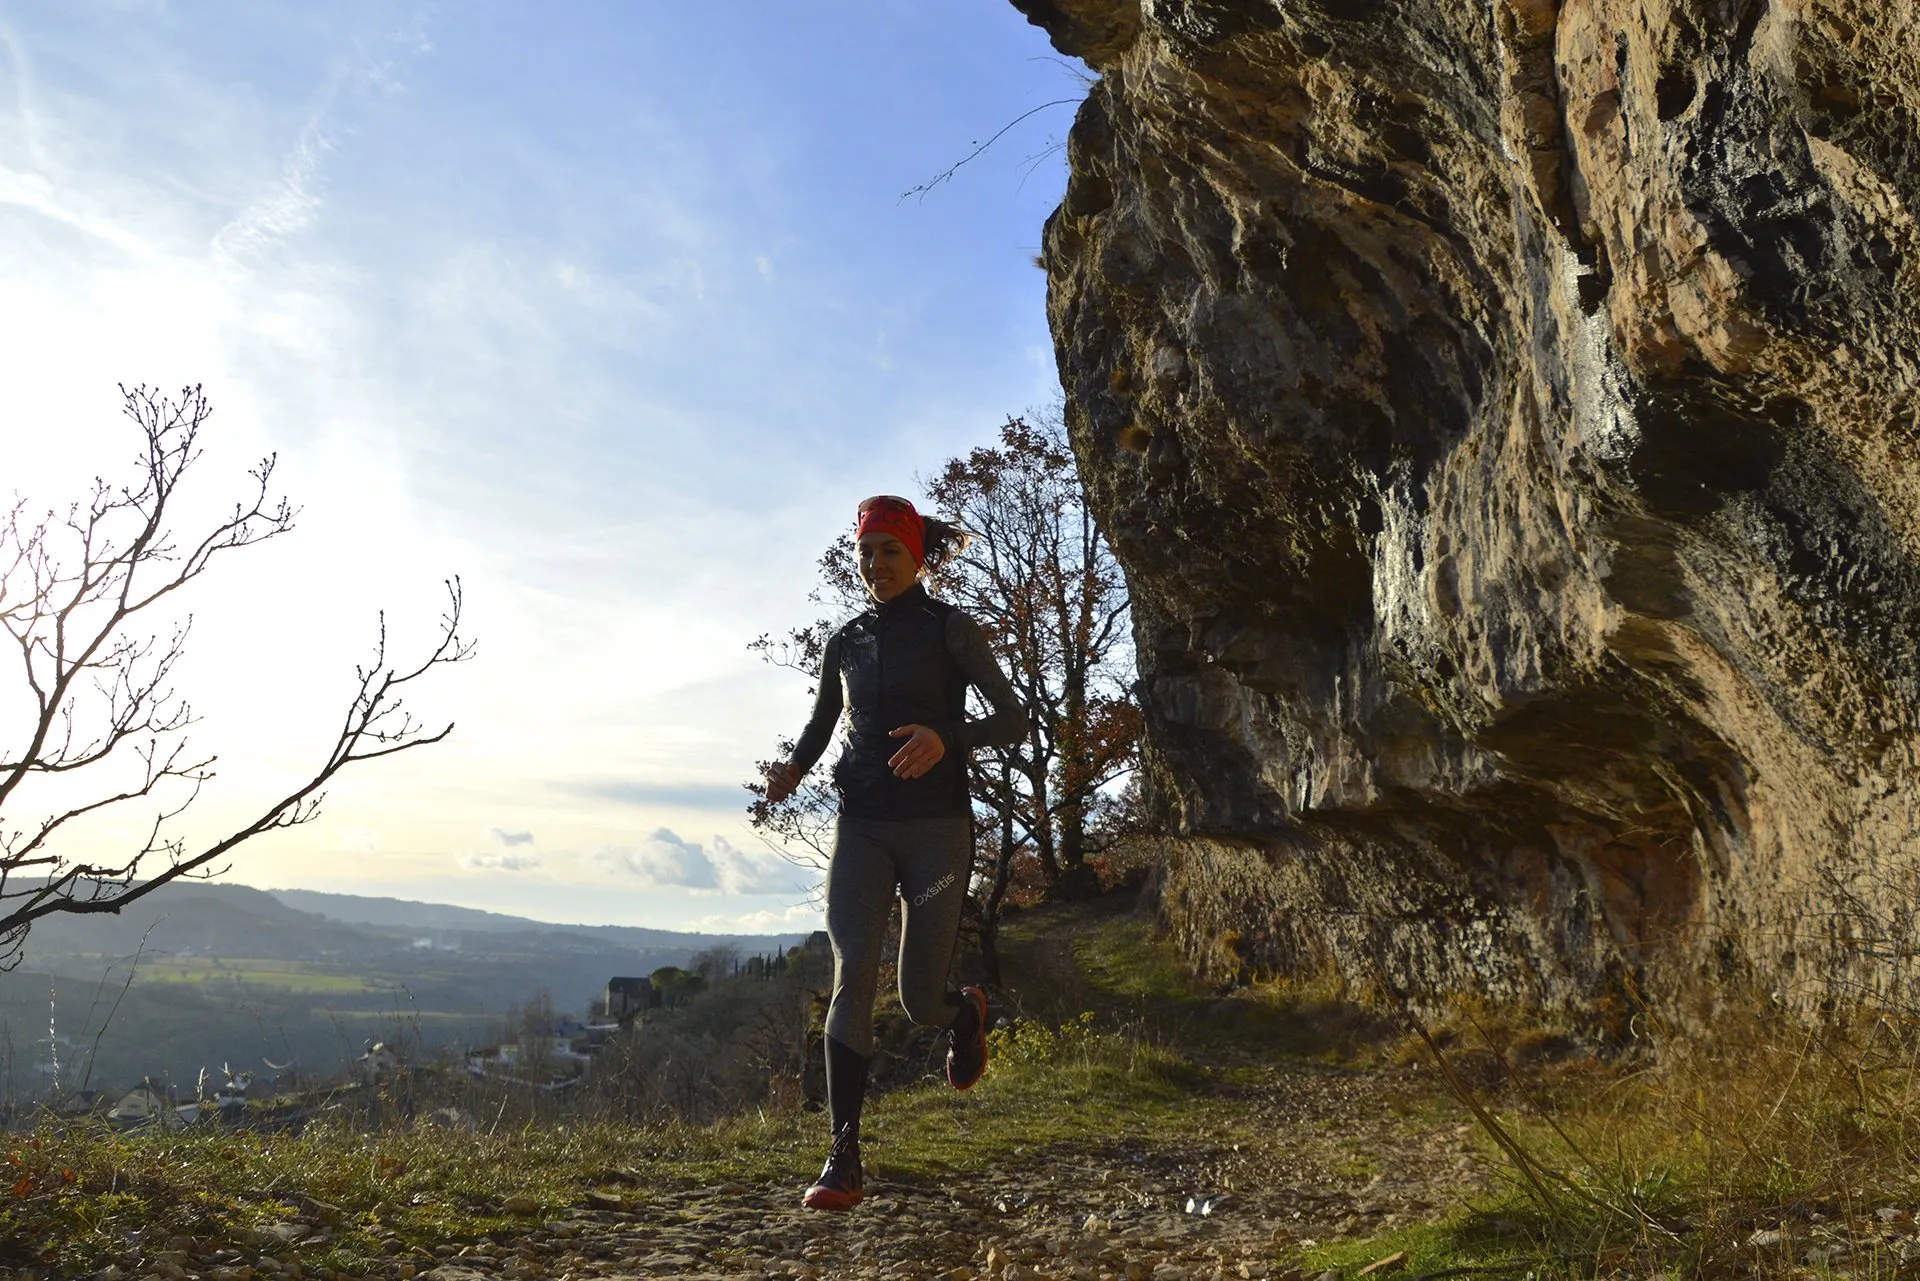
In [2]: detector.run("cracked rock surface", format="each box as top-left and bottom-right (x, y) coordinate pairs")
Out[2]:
(1013, 0), (1920, 1011)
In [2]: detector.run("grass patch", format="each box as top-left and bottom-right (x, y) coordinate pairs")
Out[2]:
(2, 1016), (1216, 1276)
(872, 1011), (1207, 1176)
(0, 1113), (819, 1276)
(3, 934), (1232, 1277)
(139, 957), (389, 994)
(1300, 1211), (1536, 1279)
(1073, 918), (1208, 1009)
(1068, 914), (1407, 1062)
(23, 889), (1920, 1281)
(1395, 1001), (1920, 1278)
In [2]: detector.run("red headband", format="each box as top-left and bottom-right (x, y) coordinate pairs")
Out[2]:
(856, 496), (926, 567)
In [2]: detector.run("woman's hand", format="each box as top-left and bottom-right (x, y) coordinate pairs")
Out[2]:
(887, 724), (947, 779)
(764, 760), (801, 804)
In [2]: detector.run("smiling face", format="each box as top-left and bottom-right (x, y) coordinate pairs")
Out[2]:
(858, 530), (919, 602)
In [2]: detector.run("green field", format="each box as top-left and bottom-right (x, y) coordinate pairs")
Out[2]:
(321, 1009), (497, 1024)
(136, 957), (391, 994)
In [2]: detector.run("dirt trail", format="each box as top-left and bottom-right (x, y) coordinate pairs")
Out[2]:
(416, 900), (1491, 1281)
(420, 1058), (1484, 1281)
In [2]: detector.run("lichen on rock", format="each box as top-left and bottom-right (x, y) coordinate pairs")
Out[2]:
(1016, 0), (1920, 1013)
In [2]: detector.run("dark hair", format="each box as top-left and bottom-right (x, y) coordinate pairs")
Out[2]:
(920, 515), (972, 575)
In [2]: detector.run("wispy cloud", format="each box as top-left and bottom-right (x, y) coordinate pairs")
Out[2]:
(713, 836), (812, 895)
(595, 827), (810, 895)
(460, 850), (543, 872)
(0, 1), (1070, 932)
(696, 901), (822, 934)
(213, 12), (431, 264)
(461, 825), (542, 870)
(597, 828), (718, 889)
(0, 21), (48, 169)
(0, 17), (156, 265)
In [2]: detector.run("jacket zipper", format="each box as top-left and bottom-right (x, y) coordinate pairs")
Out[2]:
(875, 610), (890, 818)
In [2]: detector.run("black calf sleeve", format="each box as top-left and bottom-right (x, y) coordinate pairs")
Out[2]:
(825, 1034), (869, 1136)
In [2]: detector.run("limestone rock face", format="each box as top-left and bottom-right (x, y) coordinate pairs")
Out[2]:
(1016, 0), (1920, 1010)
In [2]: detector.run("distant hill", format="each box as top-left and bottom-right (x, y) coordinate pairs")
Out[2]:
(23, 881), (382, 960)
(7, 881), (811, 1098)
(19, 881), (805, 962)
(264, 889), (788, 952)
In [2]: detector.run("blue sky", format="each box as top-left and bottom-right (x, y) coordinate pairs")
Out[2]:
(0, 2), (1078, 932)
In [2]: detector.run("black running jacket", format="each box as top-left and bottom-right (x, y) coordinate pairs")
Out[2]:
(789, 583), (1027, 819)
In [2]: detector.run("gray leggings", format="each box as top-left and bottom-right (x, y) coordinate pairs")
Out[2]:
(824, 811), (971, 1055)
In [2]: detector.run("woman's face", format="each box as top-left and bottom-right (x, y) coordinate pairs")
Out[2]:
(858, 532), (918, 602)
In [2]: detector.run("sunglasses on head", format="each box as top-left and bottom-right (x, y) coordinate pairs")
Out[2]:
(857, 494), (916, 515)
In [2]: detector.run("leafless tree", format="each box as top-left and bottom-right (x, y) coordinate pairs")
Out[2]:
(689, 943), (742, 981)
(0, 384), (472, 968)
(744, 552), (867, 873)
(925, 414), (1139, 890)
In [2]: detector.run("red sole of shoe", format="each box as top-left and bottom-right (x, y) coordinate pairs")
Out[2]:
(950, 987), (990, 1091)
(802, 1186), (862, 1212)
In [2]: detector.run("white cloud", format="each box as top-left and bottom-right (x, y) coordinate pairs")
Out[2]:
(710, 835), (811, 895)
(594, 827), (811, 895)
(210, 86), (333, 262)
(460, 826), (541, 870)
(460, 850), (543, 872)
(597, 827), (719, 890)
(696, 900), (823, 933)
(0, 3), (1071, 930)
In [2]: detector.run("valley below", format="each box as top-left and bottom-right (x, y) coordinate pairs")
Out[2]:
(2, 881), (805, 1109)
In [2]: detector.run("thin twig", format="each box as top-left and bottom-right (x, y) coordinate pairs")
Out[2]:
(900, 99), (1081, 202)
(80, 923), (155, 1093)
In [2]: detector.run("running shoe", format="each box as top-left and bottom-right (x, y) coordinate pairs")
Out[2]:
(801, 1123), (864, 1212)
(946, 985), (989, 1091)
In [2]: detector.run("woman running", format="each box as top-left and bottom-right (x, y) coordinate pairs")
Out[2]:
(764, 494), (1028, 1213)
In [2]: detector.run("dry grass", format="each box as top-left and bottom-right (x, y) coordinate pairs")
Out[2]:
(0, 1008), (1206, 1276)
(1401, 997), (1920, 1278)
(13, 892), (1920, 1280)
(0, 1111), (814, 1276)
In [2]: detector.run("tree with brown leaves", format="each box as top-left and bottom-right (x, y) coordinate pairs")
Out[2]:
(748, 412), (1137, 982)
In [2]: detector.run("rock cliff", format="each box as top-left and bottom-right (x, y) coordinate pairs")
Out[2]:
(1015, 0), (1920, 1013)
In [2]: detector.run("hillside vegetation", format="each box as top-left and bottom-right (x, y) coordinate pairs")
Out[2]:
(5, 890), (1918, 1279)
(3, 882), (802, 1099)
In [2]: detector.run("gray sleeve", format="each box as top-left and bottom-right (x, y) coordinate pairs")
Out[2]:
(789, 632), (843, 776)
(941, 611), (1028, 751)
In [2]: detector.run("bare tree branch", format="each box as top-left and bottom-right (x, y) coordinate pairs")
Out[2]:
(899, 99), (1082, 203)
(0, 385), (470, 969)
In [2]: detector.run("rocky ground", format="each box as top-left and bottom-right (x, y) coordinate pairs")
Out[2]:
(71, 1059), (1486, 1281)
(49, 891), (1920, 1280)
(344, 1064), (1476, 1281)
(62, 900), (1502, 1281)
